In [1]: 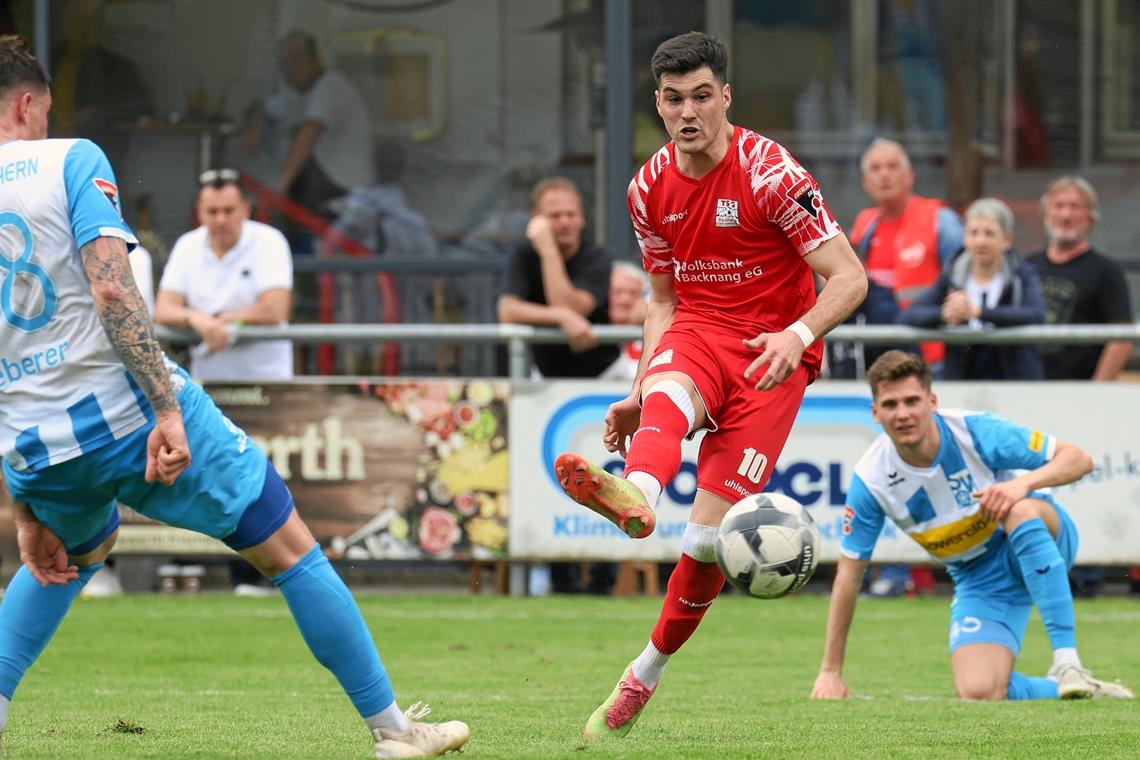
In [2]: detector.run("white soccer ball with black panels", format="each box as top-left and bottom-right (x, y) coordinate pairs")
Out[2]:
(715, 492), (820, 599)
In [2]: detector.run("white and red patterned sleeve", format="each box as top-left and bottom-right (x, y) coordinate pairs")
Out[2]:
(627, 154), (673, 275)
(745, 136), (842, 256)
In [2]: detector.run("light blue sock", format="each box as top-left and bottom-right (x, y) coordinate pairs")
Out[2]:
(1009, 519), (1076, 650)
(0, 563), (100, 701)
(271, 545), (395, 717)
(1007, 671), (1059, 700)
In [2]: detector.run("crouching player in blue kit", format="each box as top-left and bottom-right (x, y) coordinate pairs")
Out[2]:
(811, 350), (1132, 701)
(0, 37), (467, 757)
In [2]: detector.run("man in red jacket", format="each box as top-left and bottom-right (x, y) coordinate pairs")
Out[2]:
(847, 138), (964, 370)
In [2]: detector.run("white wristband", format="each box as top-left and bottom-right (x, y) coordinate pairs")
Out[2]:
(786, 320), (815, 348)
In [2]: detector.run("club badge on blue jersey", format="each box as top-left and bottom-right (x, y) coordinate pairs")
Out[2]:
(92, 178), (122, 218)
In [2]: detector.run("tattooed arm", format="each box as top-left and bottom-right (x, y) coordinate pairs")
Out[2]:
(80, 237), (191, 484)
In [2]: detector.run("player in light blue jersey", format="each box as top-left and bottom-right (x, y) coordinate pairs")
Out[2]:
(811, 350), (1132, 702)
(0, 36), (467, 757)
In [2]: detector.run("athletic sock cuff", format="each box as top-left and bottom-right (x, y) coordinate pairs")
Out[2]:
(680, 522), (719, 563)
(643, 380), (696, 432)
(270, 543), (323, 586)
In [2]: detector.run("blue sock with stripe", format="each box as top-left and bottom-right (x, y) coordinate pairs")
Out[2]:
(1009, 518), (1076, 650)
(1007, 671), (1059, 700)
(0, 563), (100, 703)
(271, 545), (395, 718)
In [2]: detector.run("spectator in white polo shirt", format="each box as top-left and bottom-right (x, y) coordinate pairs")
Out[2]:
(155, 168), (294, 381)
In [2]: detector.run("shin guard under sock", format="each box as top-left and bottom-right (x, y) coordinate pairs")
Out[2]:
(1009, 519), (1076, 651)
(0, 563), (99, 701)
(649, 553), (724, 655)
(273, 545), (395, 717)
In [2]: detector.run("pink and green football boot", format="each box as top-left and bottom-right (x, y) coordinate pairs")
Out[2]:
(583, 663), (657, 739)
(554, 453), (655, 539)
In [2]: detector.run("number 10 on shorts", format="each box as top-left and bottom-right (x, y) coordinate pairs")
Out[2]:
(737, 447), (769, 484)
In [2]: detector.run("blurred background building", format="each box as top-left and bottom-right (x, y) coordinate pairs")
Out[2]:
(10, 0), (1137, 376)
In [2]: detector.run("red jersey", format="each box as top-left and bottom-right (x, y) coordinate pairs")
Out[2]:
(627, 127), (841, 373)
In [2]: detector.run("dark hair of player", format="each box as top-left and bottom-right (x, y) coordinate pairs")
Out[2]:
(0, 35), (50, 97)
(866, 350), (934, 399)
(651, 31), (728, 86)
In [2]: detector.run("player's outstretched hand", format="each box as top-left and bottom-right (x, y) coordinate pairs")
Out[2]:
(604, 393), (642, 458)
(972, 479), (1029, 523)
(146, 411), (192, 485)
(16, 512), (79, 587)
(742, 330), (805, 391)
(810, 671), (852, 700)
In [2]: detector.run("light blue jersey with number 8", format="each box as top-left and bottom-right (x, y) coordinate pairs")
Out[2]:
(0, 138), (141, 471)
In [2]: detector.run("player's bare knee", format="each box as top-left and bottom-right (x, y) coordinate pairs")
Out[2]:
(1000, 497), (1057, 535)
(958, 685), (1006, 701)
(1001, 499), (1035, 527)
(956, 678), (1006, 701)
(71, 529), (119, 567)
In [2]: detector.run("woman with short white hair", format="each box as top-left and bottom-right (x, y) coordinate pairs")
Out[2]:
(899, 197), (1046, 379)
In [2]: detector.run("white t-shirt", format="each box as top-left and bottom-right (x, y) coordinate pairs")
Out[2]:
(160, 220), (293, 381)
(302, 70), (376, 190)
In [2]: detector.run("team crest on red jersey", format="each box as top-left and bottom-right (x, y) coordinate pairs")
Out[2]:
(715, 198), (739, 228)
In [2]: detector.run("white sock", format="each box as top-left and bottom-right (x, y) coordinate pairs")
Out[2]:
(0, 694), (8, 733)
(631, 640), (670, 688)
(1052, 647), (1082, 670)
(680, 522), (719, 563)
(366, 701), (410, 735)
(627, 471), (662, 508)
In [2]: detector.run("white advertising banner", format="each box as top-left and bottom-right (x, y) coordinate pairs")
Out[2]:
(509, 381), (1140, 564)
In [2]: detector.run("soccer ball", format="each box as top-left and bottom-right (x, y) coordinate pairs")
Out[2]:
(715, 492), (820, 599)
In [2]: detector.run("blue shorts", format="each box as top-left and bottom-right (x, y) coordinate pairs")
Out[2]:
(3, 377), (289, 554)
(948, 496), (1078, 656)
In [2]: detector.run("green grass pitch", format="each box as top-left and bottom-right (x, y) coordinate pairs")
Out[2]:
(6, 592), (1139, 758)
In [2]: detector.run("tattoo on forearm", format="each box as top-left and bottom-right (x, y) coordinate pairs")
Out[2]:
(80, 238), (178, 414)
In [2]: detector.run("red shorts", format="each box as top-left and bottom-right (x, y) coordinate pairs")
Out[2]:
(642, 326), (810, 505)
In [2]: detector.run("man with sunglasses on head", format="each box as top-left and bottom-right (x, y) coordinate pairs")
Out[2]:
(0, 37), (468, 757)
(155, 168), (294, 382)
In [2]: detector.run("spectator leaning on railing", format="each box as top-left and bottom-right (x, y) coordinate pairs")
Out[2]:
(497, 176), (619, 379)
(843, 138), (964, 370)
(899, 197), (1045, 380)
(154, 168), (294, 382)
(1026, 176), (1133, 381)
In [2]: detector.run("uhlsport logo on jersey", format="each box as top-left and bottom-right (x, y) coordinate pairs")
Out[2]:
(715, 198), (739, 227)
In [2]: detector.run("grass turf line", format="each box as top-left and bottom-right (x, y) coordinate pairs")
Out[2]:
(5, 593), (1139, 758)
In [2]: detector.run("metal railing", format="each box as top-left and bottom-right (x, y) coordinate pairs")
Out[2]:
(155, 323), (1140, 380)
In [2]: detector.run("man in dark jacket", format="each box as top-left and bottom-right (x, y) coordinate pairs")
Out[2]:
(900, 198), (1045, 380)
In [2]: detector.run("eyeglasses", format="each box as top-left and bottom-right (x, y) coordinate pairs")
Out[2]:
(198, 168), (241, 188)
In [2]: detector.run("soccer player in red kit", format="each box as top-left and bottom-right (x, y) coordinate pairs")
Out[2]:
(554, 31), (867, 739)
